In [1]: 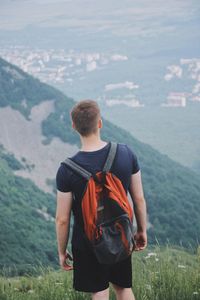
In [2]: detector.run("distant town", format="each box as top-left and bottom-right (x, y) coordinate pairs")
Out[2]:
(0, 46), (199, 108)
(0, 45), (128, 84)
(162, 59), (200, 107)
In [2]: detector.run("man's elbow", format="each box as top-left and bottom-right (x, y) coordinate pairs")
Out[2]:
(133, 195), (146, 206)
(55, 216), (69, 225)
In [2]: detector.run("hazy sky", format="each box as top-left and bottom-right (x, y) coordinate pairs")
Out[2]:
(0, 0), (199, 39)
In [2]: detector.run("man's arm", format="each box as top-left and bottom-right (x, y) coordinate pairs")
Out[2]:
(129, 170), (147, 250)
(55, 190), (73, 270)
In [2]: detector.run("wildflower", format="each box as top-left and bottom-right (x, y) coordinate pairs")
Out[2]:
(145, 284), (151, 290)
(55, 282), (63, 285)
(193, 292), (199, 295)
(28, 290), (34, 294)
(145, 252), (157, 259)
(155, 258), (159, 262)
(37, 276), (42, 280)
(178, 264), (186, 269)
(148, 252), (157, 257)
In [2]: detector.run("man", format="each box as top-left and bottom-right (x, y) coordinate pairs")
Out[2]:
(55, 99), (147, 300)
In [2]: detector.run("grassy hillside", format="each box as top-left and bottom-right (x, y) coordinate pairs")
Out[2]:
(0, 146), (58, 273)
(0, 56), (200, 252)
(0, 247), (199, 300)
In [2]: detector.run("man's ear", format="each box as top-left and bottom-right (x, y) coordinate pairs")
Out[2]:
(72, 122), (76, 130)
(98, 119), (103, 129)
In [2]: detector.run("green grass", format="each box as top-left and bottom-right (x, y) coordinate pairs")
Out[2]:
(0, 246), (199, 300)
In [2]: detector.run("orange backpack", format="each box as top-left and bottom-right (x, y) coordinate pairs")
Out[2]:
(63, 142), (135, 264)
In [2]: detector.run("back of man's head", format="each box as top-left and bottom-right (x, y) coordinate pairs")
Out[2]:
(70, 99), (101, 137)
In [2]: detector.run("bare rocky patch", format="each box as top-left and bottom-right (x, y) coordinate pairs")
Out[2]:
(0, 100), (78, 193)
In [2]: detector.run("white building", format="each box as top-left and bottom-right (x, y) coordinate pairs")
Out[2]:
(161, 92), (187, 107)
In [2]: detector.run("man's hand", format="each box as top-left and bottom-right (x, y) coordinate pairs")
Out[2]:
(133, 231), (147, 251)
(129, 171), (148, 251)
(59, 251), (73, 271)
(55, 191), (73, 270)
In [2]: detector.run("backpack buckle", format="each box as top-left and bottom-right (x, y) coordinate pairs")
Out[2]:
(92, 172), (106, 185)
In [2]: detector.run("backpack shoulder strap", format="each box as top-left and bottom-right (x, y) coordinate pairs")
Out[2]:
(61, 158), (92, 181)
(102, 141), (118, 173)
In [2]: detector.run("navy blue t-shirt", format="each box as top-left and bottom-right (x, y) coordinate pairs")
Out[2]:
(56, 141), (140, 250)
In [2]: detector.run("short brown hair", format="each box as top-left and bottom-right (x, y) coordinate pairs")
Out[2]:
(70, 99), (101, 136)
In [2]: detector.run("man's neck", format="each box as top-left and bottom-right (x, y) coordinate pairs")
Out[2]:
(80, 135), (108, 152)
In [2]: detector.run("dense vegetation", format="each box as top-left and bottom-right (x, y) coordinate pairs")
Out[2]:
(0, 148), (58, 273)
(42, 94), (76, 145)
(0, 144), (24, 171)
(0, 57), (200, 274)
(0, 246), (200, 300)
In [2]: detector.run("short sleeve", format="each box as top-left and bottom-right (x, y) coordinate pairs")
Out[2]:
(56, 164), (72, 192)
(125, 145), (140, 174)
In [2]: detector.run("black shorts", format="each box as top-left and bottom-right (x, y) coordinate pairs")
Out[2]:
(72, 245), (133, 293)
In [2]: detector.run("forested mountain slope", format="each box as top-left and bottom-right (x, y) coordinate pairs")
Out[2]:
(0, 146), (57, 272)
